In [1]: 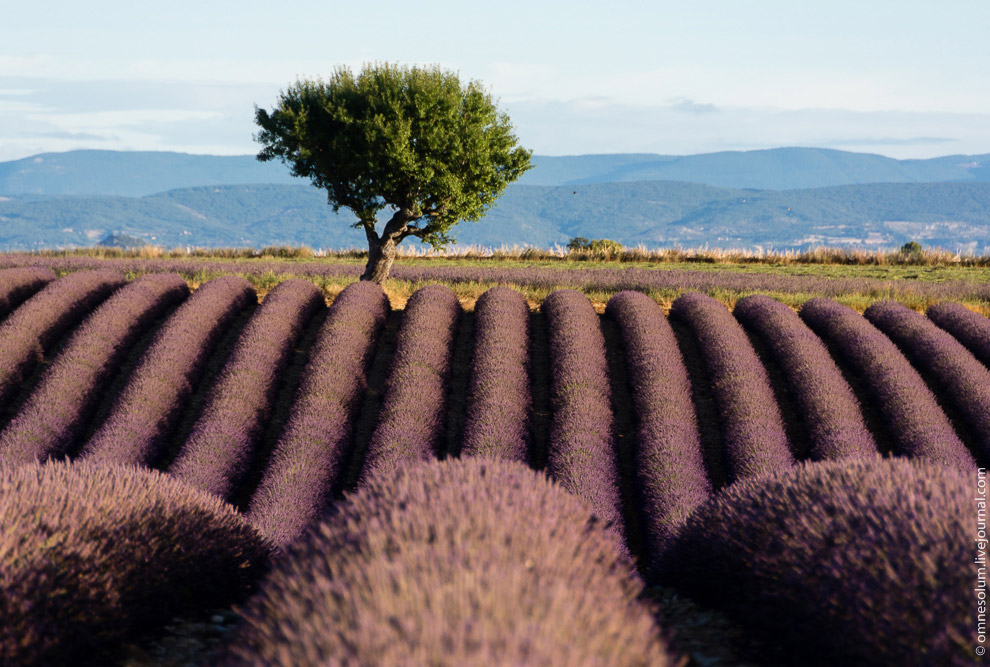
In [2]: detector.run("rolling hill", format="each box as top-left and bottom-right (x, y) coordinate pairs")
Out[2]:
(1, 148), (988, 196)
(2, 181), (988, 253)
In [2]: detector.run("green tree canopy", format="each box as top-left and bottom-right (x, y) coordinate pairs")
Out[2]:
(254, 63), (532, 283)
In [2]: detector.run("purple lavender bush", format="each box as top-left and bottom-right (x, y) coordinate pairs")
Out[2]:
(0, 266), (55, 320)
(225, 457), (672, 666)
(866, 300), (990, 465)
(670, 291), (795, 481)
(0, 270), (124, 409)
(800, 297), (975, 470)
(248, 280), (389, 548)
(168, 279), (324, 500)
(660, 457), (972, 666)
(605, 290), (711, 574)
(927, 301), (990, 369)
(79, 275), (256, 467)
(358, 284), (461, 483)
(0, 460), (270, 666)
(460, 286), (531, 462)
(542, 289), (625, 533)
(734, 294), (877, 461)
(5, 252), (988, 305)
(0, 273), (189, 464)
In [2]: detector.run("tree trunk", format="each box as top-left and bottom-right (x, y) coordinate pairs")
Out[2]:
(361, 233), (398, 284)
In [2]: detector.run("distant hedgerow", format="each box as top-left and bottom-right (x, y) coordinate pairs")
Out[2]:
(661, 456), (972, 666)
(0, 461), (270, 666)
(225, 457), (671, 665)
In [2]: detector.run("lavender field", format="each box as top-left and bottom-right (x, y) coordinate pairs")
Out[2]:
(0, 264), (983, 665)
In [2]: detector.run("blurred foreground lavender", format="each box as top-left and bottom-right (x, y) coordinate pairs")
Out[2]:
(662, 457), (972, 666)
(226, 457), (672, 666)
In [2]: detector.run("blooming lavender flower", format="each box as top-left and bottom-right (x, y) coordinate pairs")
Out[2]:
(79, 275), (256, 467)
(0, 273), (189, 464)
(248, 280), (389, 548)
(0, 270), (124, 410)
(605, 290), (711, 575)
(542, 289), (625, 535)
(358, 284), (461, 484)
(734, 294), (877, 461)
(168, 278), (325, 500)
(226, 457), (671, 666)
(927, 301), (990, 370)
(661, 456), (972, 666)
(0, 460), (270, 666)
(0, 266), (55, 321)
(670, 291), (795, 482)
(460, 286), (531, 462)
(865, 300), (990, 465)
(800, 297), (975, 470)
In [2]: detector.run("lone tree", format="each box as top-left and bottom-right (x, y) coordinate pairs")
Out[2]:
(254, 63), (533, 283)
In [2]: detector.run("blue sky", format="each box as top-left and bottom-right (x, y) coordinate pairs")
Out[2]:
(1, 1), (988, 162)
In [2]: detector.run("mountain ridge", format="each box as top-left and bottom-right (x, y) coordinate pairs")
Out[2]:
(2, 180), (987, 254)
(1, 147), (988, 197)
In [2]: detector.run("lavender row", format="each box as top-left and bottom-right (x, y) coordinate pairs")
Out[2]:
(247, 280), (389, 549)
(228, 458), (671, 665)
(605, 290), (710, 573)
(0, 270), (124, 410)
(1, 461), (269, 666)
(0, 266), (55, 321)
(661, 457), (971, 665)
(800, 298), (975, 470)
(4, 253), (988, 304)
(0, 274), (189, 464)
(80, 276), (256, 467)
(926, 301), (990, 369)
(168, 279), (325, 501)
(734, 294), (877, 461)
(459, 286), (531, 462)
(670, 291), (795, 482)
(358, 285), (462, 485)
(865, 300), (990, 466)
(541, 289), (624, 533)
